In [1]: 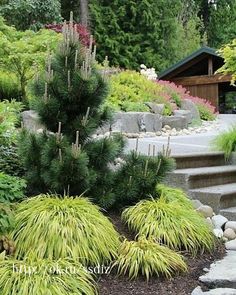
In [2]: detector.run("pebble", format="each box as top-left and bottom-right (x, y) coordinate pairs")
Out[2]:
(225, 221), (236, 232)
(224, 228), (236, 240)
(197, 205), (213, 218)
(213, 228), (224, 238)
(212, 215), (228, 229)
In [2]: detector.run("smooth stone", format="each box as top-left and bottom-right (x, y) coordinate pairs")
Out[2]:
(212, 215), (228, 229)
(213, 228), (224, 238)
(206, 217), (213, 228)
(225, 222), (236, 232)
(197, 205), (214, 218)
(164, 124), (171, 130)
(224, 229), (236, 241)
(225, 239), (236, 251)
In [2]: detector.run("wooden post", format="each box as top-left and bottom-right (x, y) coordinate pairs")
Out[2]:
(208, 57), (213, 76)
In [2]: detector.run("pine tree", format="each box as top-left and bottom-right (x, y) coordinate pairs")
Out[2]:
(19, 13), (174, 208)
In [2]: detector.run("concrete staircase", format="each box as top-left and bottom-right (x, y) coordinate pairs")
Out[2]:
(166, 152), (236, 219)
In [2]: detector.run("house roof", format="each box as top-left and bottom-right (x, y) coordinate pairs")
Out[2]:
(158, 46), (221, 79)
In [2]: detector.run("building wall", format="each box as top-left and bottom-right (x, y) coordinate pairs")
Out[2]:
(183, 84), (218, 110)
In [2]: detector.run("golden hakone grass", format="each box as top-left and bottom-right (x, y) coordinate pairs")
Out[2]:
(0, 256), (97, 295)
(122, 196), (214, 255)
(114, 237), (187, 280)
(11, 194), (121, 265)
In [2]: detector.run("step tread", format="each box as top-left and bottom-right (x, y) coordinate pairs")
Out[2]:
(220, 207), (236, 213)
(172, 165), (236, 176)
(173, 151), (224, 159)
(190, 183), (236, 195)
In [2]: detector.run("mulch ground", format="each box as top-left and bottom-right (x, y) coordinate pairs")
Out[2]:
(98, 212), (225, 295)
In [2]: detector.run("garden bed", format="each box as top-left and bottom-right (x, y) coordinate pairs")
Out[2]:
(98, 213), (225, 295)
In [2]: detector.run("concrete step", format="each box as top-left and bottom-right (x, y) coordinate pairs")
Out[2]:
(220, 207), (236, 220)
(167, 165), (236, 191)
(190, 184), (236, 214)
(174, 152), (226, 169)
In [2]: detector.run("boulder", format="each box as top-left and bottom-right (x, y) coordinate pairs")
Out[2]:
(181, 99), (200, 121)
(145, 102), (165, 114)
(162, 115), (188, 130)
(21, 110), (45, 132)
(212, 215), (228, 229)
(111, 112), (162, 133)
(224, 228), (236, 240)
(174, 109), (192, 124)
(197, 205), (214, 218)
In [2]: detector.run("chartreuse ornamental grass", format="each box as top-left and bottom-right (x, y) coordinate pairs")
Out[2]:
(0, 256), (97, 295)
(114, 237), (187, 280)
(212, 126), (236, 159)
(11, 194), (120, 265)
(122, 196), (214, 255)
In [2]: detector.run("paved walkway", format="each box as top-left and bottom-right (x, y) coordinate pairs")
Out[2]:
(126, 115), (236, 156)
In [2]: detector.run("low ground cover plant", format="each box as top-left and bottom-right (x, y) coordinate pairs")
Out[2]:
(122, 191), (214, 255)
(12, 194), (120, 265)
(0, 256), (97, 295)
(114, 237), (187, 280)
(212, 126), (236, 159)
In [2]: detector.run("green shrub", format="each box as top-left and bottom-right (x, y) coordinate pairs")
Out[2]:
(122, 196), (214, 255)
(0, 0), (62, 31)
(0, 100), (23, 146)
(105, 71), (173, 115)
(0, 72), (21, 101)
(212, 126), (236, 159)
(12, 194), (120, 265)
(197, 103), (216, 121)
(114, 237), (187, 280)
(0, 257), (97, 295)
(0, 172), (26, 203)
(113, 151), (175, 208)
(0, 203), (15, 235)
(0, 145), (24, 177)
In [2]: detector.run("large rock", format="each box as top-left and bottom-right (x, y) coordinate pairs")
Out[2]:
(199, 251), (236, 288)
(197, 205), (214, 218)
(174, 109), (192, 124)
(181, 99), (200, 121)
(145, 102), (165, 114)
(224, 229), (236, 241)
(111, 112), (162, 133)
(225, 222), (236, 232)
(21, 110), (45, 132)
(162, 115), (188, 130)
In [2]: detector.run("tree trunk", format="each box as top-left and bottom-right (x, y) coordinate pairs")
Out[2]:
(79, 0), (89, 27)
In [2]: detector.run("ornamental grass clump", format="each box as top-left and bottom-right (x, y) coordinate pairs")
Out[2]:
(0, 257), (97, 295)
(212, 126), (236, 159)
(122, 197), (214, 255)
(114, 237), (187, 280)
(12, 194), (120, 265)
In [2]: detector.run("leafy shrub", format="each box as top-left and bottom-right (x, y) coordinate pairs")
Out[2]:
(0, 172), (26, 203)
(0, 0), (62, 31)
(0, 257), (97, 295)
(0, 145), (24, 177)
(122, 196), (214, 255)
(114, 237), (187, 280)
(12, 195), (120, 265)
(0, 203), (15, 235)
(212, 126), (236, 159)
(0, 72), (21, 101)
(113, 151), (175, 208)
(158, 80), (217, 121)
(0, 100), (23, 146)
(105, 71), (173, 115)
